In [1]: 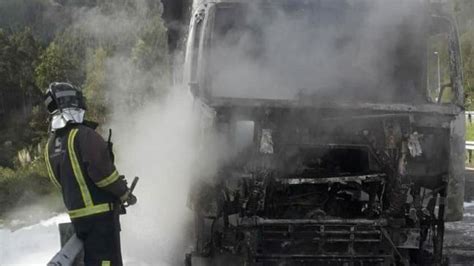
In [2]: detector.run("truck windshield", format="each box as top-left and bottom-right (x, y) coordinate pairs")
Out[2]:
(208, 1), (428, 103)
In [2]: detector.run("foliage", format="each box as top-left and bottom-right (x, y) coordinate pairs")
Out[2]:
(0, 28), (42, 107)
(0, 0), (71, 42)
(29, 105), (49, 143)
(0, 0), (171, 202)
(83, 47), (108, 123)
(132, 15), (169, 71)
(467, 121), (474, 141)
(454, 0), (474, 33)
(34, 42), (78, 90)
(453, 0), (474, 108)
(9, 28), (41, 92)
(0, 155), (55, 216)
(461, 30), (474, 94)
(0, 28), (45, 169)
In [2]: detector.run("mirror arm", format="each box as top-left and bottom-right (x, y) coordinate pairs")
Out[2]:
(437, 83), (454, 104)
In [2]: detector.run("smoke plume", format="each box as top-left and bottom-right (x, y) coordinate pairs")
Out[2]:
(63, 2), (210, 265)
(208, 0), (427, 103)
(112, 90), (205, 265)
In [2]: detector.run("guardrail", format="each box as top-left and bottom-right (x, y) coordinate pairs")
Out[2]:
(467, 141), (474, 163)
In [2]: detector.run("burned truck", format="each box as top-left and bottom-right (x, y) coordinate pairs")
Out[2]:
(183, 0), (465, 265)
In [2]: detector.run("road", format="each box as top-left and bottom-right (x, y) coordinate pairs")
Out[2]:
(445, 202), (474, 265)
(0, 205), (473, 265)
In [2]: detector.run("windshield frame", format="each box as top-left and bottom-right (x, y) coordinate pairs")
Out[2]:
(191, 1), (463, 112)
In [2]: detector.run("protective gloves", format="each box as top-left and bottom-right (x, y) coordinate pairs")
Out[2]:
(126, 193), (137, 206)
(120, 190), (137, 206)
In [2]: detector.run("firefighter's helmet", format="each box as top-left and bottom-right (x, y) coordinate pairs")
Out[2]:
(44, 82), (87, 131)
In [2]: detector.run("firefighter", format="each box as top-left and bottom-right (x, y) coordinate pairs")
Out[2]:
(43, 82), (137, 266)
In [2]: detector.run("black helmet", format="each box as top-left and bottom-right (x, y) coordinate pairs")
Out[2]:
(44, 82), (86, 114)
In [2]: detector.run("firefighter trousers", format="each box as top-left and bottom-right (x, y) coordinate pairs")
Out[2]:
(73, 211), (123, 266)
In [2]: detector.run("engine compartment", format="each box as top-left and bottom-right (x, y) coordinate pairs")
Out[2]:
(187, 107), (456, 265)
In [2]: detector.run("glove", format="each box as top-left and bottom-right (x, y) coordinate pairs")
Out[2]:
(120, 190), (137, 206)
(126, 193), (137, 206)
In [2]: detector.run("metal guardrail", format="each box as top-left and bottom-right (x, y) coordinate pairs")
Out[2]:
(466, 141), (474, 163)
(467, 141), (474, 150)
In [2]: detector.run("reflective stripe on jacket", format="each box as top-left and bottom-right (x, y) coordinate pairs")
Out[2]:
(45, 124), (128, 219)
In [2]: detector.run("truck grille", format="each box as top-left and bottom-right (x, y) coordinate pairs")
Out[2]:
(254, 221), (392, 265)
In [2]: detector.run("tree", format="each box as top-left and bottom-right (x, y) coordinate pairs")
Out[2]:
(0, 0), (65, 42)
(0, 29), (14, 94)
(0, 28), (46, 169)
(10, 28), (40, 89)
(461, 30), (474, 93)
(452, 0), (474, 107)
(10, 28), (42, 113)
(0, 28), (42, 121)
(132, 15), (169, 72)
(83, 47), (108, 123)
(34, 42), (77, 90)
(453, 0), (474, 33)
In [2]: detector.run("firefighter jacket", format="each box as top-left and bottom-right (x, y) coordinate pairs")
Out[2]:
(45, 124), (129, 220)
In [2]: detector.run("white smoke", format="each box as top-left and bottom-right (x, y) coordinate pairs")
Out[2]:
(56, 2), (211, 265)
(108, 88), (219, 265)
(208, 0), (427, 103)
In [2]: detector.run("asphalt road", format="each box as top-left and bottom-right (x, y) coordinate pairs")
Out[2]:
(445, 202), (474, 265)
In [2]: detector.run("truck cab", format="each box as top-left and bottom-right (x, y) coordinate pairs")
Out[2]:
(184, 1), (465, 265)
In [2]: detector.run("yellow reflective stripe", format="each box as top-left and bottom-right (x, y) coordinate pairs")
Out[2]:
(101, 261), (111, 266)
(95, 170), (119, 188)
(66, 128), (113, 220)
(44, 140), (61, 189)
(68, 203), (111, 219)
(68, 129), (93, 207)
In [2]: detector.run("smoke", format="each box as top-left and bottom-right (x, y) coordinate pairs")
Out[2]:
(208, 0), (427, 103)
(73, 1), (430, 264)
(111, 90), (207, 265)
(64, 2), (216, 265)
(105, 2), (431, 263)
(0, 214), (70, 265)
(107, 85), (225, 265)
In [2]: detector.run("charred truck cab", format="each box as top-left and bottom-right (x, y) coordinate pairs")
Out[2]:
(184, 1), (465, 265)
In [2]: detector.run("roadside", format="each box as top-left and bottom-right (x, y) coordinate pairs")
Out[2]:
(0, 213), (70, 265)
(444, 202), (474, 265)
(466, 121), (474, 142)
(464, 121), (474, 169)
(0, 192), (64, 230)
(0, 157), (63, 230)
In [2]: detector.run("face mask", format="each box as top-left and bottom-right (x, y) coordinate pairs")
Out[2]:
(50, 108), (86, 131)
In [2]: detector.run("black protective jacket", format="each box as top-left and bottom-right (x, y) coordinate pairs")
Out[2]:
(45, 123), (128, 220)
